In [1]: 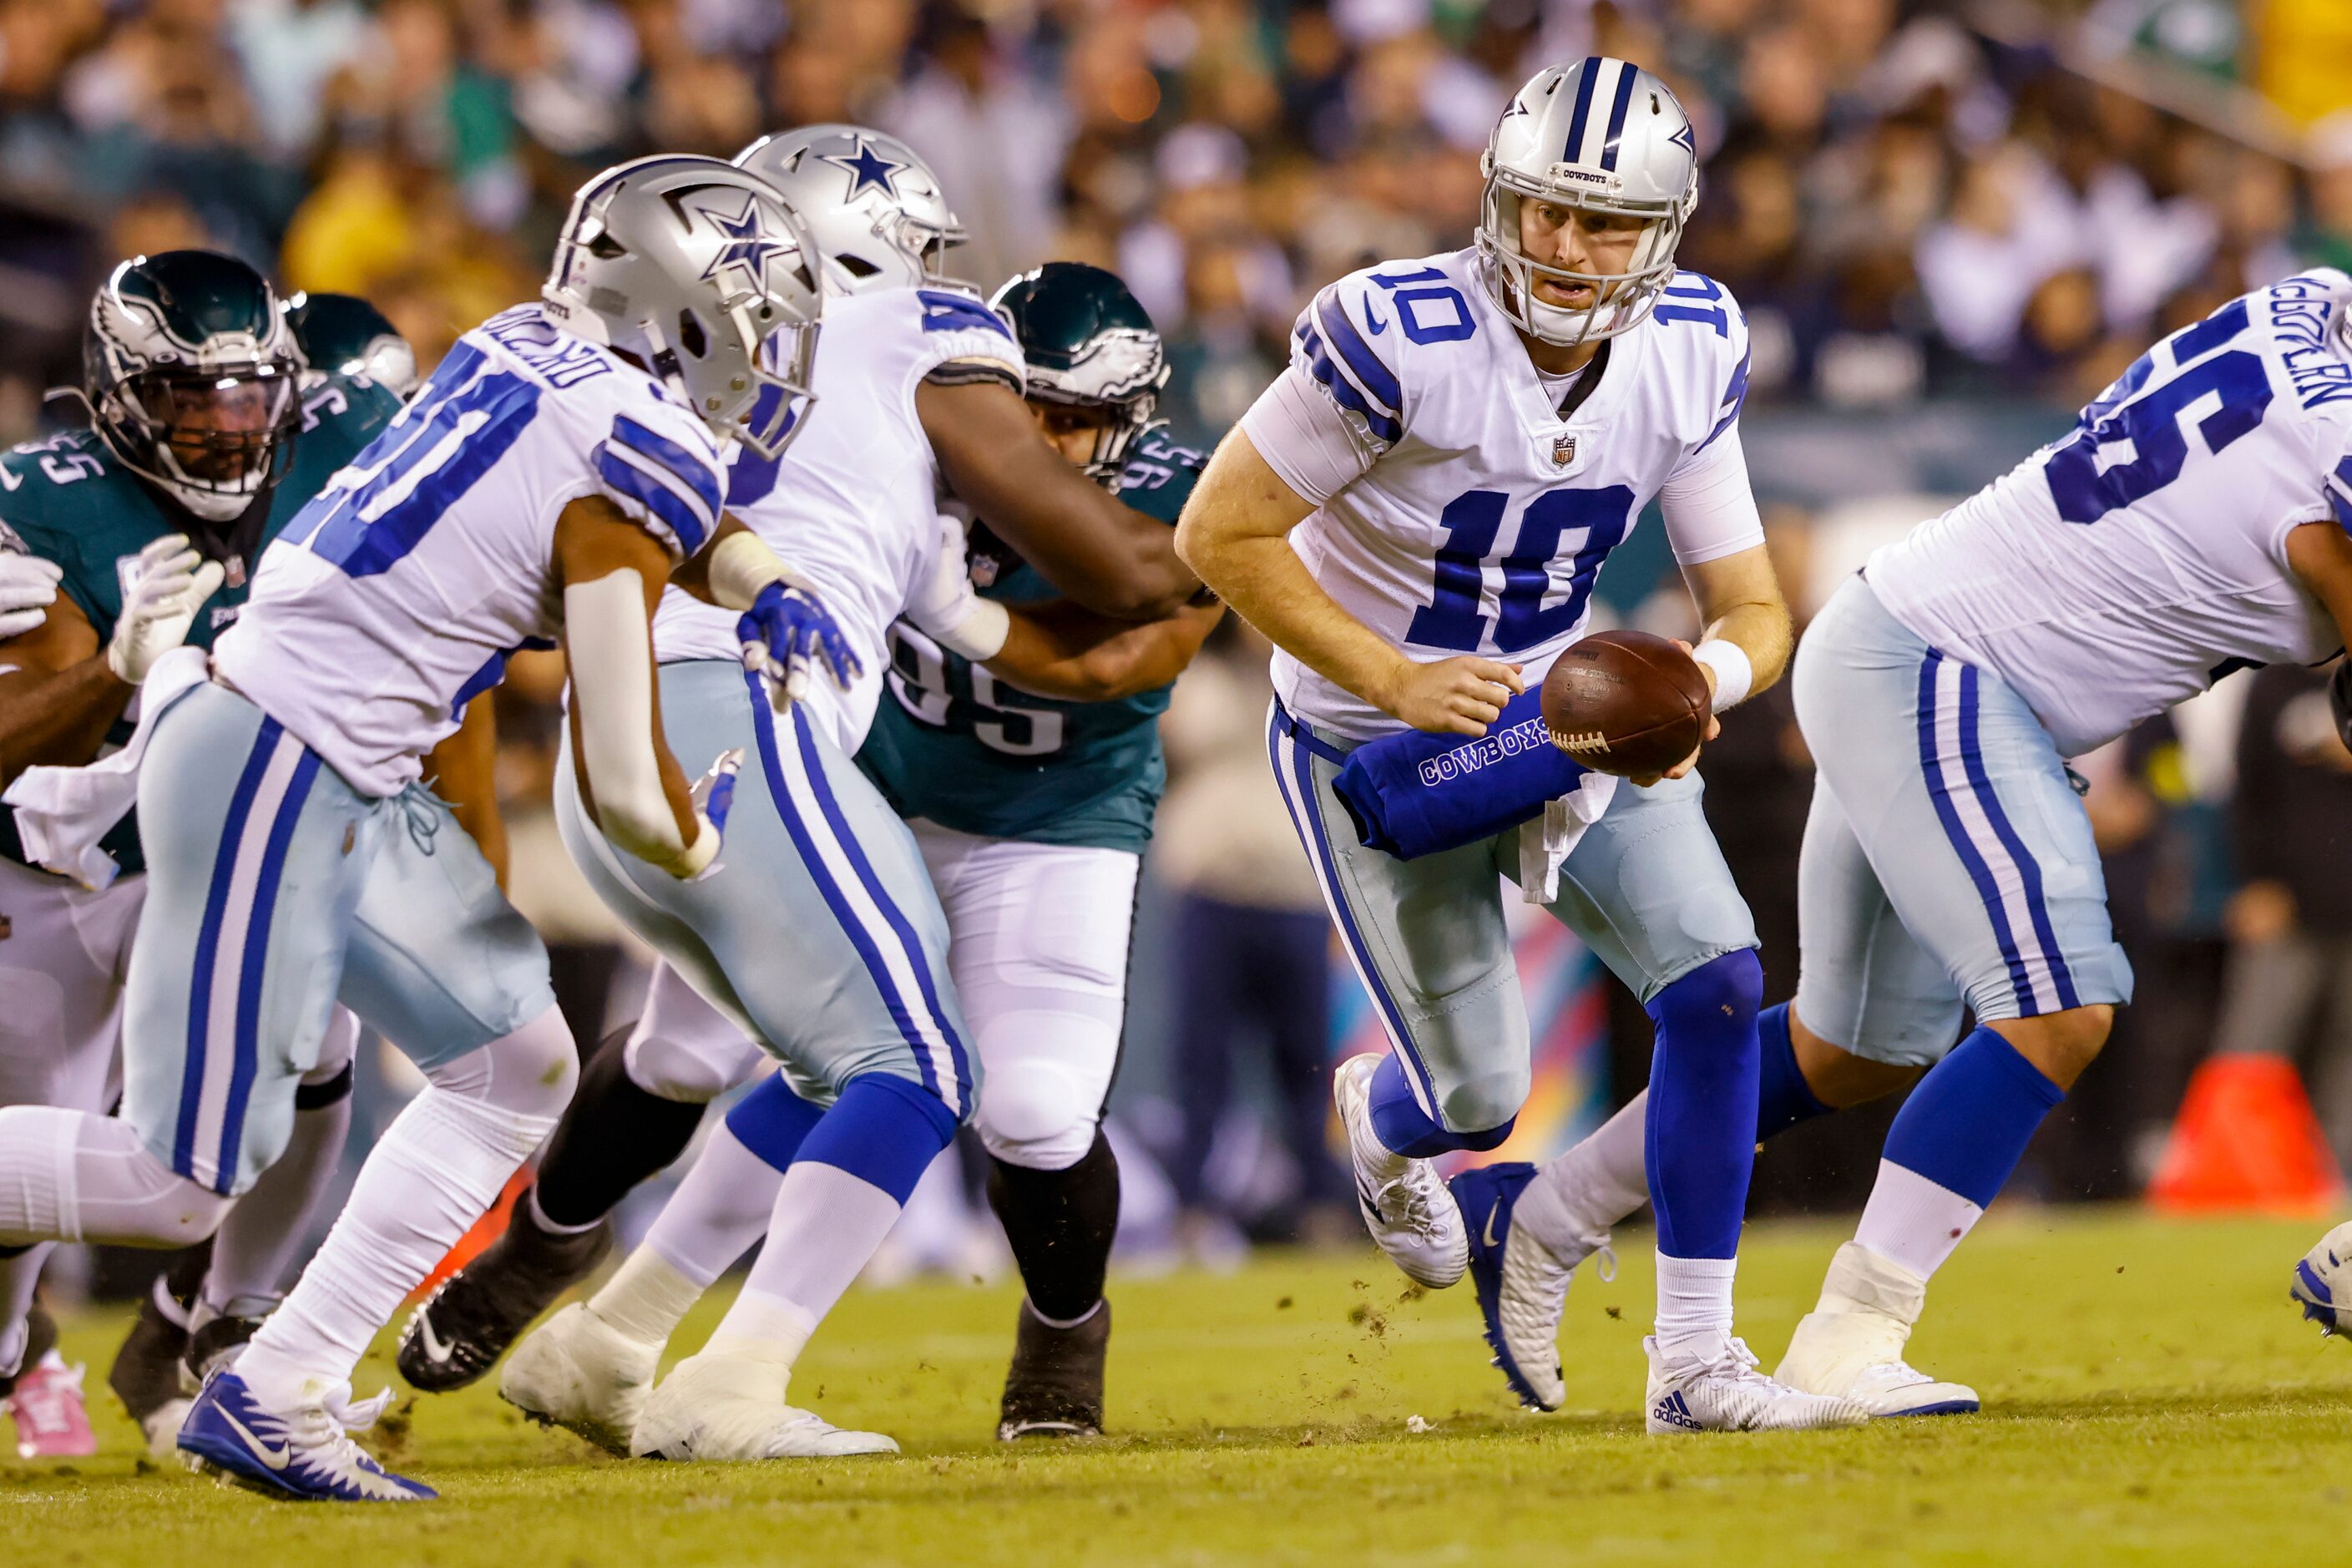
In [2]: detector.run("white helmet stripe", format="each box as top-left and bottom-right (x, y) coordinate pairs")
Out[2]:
(1561, 56), (1605, 165)
(1597, 59), (1640, 171)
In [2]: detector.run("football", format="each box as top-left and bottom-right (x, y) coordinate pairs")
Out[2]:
(1540, 629), (1711, 777)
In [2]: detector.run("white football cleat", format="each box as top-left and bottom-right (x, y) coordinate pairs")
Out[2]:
(498, 1302), (661, 1456)
(1774, 1242), (1979, 1417)
(631, 1349), (897, 1460)
(1333, 1055), (1467, 1289)
(1645, 1335), (1870, 1434)
(2293, 1221), (2352, 1336)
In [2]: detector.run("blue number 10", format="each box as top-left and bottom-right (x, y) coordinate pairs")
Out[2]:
(1404, 485), (1635, 654)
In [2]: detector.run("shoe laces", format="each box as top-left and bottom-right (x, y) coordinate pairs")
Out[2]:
(1375, 1165), (1451, 1240)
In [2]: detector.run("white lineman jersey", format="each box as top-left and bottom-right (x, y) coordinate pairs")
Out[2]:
(1267, 245), (1752, 740)
(1868, 269), (2352, 757)
(219, 305), (729, 797)
(650, 285), (1024, 754)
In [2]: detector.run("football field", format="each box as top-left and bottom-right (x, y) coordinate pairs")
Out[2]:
(7, 1209), (2345, 1565)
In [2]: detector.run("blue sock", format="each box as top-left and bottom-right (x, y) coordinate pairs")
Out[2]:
(792, 1073), (959, 1204)
(723, 1074), (827, 1173)
(1880, 1026), (2063, 1207)
(1367, 1051), (1515, 1157)
(1755, 1002), (1831, 1141)
(1643, 950), (1763, 1260)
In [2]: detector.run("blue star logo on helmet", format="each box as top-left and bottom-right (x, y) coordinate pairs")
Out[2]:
(820, 138), (907, 200)
(1668, 122), (1697, 157)
(699, 195), (787, 285)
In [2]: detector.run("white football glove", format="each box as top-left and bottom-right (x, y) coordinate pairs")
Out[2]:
(905, 513), (1009, 662)
(0, 552), (62, 641)
(108, 535), (225, 685)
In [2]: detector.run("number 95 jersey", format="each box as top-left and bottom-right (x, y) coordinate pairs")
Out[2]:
(1866, 270), (2352, 757)
(1255, 245), (1752, 741)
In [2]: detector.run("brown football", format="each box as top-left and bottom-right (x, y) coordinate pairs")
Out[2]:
(1540, 630), (1711, 778)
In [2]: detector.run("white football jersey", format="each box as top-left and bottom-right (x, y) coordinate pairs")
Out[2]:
(1262, 246), (1753, 740)
(218, 305), (729, 797)
(1868, 270), (2352, 756)
(650, 285), (1024, 754)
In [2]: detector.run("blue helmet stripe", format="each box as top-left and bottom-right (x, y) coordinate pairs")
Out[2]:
(1599, 61), (1640, 170)
(1563, 58), (1602, 164)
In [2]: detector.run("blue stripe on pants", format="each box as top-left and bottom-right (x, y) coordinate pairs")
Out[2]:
(1915, 652), (2035, 1013)
(176, 719), (284, 1181)
(214, 748), (322, 1194)
(746, 675), (965, 1111)
(1265, 704), (1439, 1117)
(1954, 665), (2079, 1010)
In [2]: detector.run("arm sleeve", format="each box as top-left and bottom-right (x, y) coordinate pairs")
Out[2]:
(1236, 364), (1381, 508)
(1657, 427), (1767, 566)
(590, 407), (726, 561)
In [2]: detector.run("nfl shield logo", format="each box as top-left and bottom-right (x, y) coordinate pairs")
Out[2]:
(1551, 435), (1578, 467)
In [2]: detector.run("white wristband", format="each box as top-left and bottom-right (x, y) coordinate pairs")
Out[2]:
(930, 598), (1010, 662)
(706, 529), (802, 613)
(1691, 639), (1753, 713)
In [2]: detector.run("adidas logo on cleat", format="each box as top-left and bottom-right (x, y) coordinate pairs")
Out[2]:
(1651, 1390), (1704, 1432)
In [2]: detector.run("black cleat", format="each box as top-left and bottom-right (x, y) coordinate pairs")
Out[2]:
(107, 1284), (194, 1454)
(997, 1298), (1109, 1440)
(397, 1191), (612, 1393)
(181, 1313), (266, 1392)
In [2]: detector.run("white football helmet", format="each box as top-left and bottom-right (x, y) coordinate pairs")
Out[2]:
(732, 124), (965, 296)
(544, 154), (822, 458)
(1478, 58), (1700, 347)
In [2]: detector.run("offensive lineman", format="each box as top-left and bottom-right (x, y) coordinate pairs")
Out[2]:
(510, 260), (1219, 1452)
(0, 154), (853, 1500)
(395, 131), (1201, 1448)
(0, 260), (407, 1456)
(1177, 58), (1861, 1431)
(1498, 266), (2352, 1416)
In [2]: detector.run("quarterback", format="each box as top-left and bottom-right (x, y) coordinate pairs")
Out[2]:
(1178, 58), (1860, 1432)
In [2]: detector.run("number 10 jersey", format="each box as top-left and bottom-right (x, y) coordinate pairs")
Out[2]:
(1867, 269), (2352, 757)
(1262, 245), (1754, 741)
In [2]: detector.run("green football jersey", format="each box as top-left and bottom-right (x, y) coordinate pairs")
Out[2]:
(0, 373), (400, 878)
(858, 424), (1212, 853)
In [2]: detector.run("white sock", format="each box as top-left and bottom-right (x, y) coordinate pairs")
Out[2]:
(704, 1287), (817, 1366)
(203, 1096), (352, 1317)
(0, 1106), (227, 1247)
(1654, 1253), (1737, 1360)
(236, 1085), (554, 1407)
(1516, 1090), (1650, 1260)
(588, 1247), (706, 1347)
(706, 1161), (902, 1362)
(640, 1123), (787, 1287)
(1853, 1159), (1984, 1281)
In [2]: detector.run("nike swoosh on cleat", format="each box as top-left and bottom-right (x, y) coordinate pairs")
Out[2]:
(1483, 1199), (1504, 1250)
(219, 1408), (292, 1470)
(412, 1314), (457, 1368)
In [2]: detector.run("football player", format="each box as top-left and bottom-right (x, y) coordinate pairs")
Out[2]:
(396, 130), (1200, 1451)
(0, 154), (852, 1500)
(286, 291), (422, 397)
(1519, 267), (2352, 1415)
(0, 256), (413, 1458)
(1179, 59), (1863, 1433)
(536, 260), (1220, 1450)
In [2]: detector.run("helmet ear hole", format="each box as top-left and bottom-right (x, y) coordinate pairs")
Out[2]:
(675, 309), (709, 361)
(587, 231), (628, 260)
(836, 253), (881, 280)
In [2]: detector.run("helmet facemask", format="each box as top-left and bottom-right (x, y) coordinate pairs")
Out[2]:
(1027, 380), (1158, 486)
(1476, 169), (1687, 349)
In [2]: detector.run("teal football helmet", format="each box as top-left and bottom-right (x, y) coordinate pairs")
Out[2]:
(286, 291), (419, 397)
(989, 262), (1168, 484)
(81, 250), (304, 522)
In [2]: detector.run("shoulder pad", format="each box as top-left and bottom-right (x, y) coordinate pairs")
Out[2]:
(1652, 272), (1750, 456)
(1292, 270), (1409, 449)
(913, 287), (1026, 388)
(592, 402), (726, 560)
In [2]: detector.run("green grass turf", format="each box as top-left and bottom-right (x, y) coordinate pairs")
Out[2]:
(5, 1208), (2347, 1565)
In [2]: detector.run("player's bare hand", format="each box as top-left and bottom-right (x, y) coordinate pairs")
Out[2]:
(1630, 712), (1719, 787)
(1383, 655), (1524, 736)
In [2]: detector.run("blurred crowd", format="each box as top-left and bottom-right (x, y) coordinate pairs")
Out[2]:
(8, 0), (2352, 1267)
(3, 0), (2352, 438)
